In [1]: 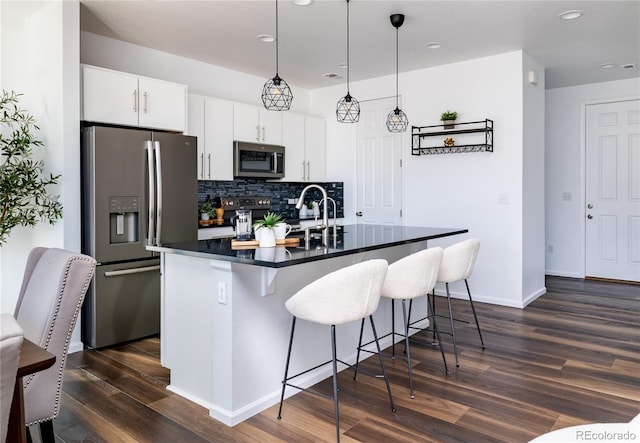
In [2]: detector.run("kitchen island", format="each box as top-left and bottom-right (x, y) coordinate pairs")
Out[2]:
(148, 225), (467, 426)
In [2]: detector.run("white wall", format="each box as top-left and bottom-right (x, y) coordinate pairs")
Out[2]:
(80, 31), (314, 115)
(545, 78), (640, 277)
(311, 51), (546, 308)
(522, 54), (546, 304)
(0, 0), (82, 349)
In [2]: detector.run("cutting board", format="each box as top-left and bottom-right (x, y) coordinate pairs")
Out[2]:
(231, 238), (300, 249)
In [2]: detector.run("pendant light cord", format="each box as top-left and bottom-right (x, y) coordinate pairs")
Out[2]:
(346, 0), (351, 94)
(275, 0), (279, 75)
(395, 26), (399, 109)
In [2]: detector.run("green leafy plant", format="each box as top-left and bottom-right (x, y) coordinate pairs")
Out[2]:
(440, 110), (458, 121)
(306, 201), (314, 210)
(199, 201), (215, 216)
(0, 90), (62, 245)
(252, 211), (283, 230)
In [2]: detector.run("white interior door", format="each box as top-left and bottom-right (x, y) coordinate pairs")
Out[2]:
(585, 99), (640, 282)
(355, 97), (403, 225)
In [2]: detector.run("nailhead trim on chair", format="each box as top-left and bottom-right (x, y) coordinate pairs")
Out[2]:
(23, 255), (95, 425)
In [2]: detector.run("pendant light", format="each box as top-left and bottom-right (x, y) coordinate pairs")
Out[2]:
(386, 13), (409, 132)
(336, 0), (360, 123)
(262, 0), (293, 111)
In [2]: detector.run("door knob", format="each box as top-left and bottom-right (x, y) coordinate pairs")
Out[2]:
(587, 204), (593, 209)
(587, 214), (593, 219)
(356, 211), (363, 217)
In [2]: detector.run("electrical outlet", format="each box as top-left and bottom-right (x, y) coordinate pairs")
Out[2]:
(548, 244), (554, 253)
(498, 194), (510, 205)
(563, 192), (572, 201)
(217, 282), (227, 305)
(287, 198), (296, 204)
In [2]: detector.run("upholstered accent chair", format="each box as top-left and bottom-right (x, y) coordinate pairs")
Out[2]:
(1, 314), (24, 443)
(14, 248), (96, 443)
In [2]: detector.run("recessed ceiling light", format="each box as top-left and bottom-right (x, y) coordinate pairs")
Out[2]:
(559, 10), (583, 20)
(425, 42), (442, 49)
(257, 34), (275, 43)
(291, 0), (313, 5)
(337, 63), (348, 69)
(600, 63), (616, 69)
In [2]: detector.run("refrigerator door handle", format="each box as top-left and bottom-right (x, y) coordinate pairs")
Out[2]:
(104, 265), (161, 277)
(153, 140), (163, 246)
(146, 141), (156, 245)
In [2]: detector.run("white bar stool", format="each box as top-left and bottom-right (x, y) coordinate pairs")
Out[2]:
(277, 259), (396, 442)
(356, 247), (448, 399)
(434, 238), (485, 367)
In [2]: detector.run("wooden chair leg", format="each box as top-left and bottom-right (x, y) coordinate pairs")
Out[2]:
(40, 420), (55, 443)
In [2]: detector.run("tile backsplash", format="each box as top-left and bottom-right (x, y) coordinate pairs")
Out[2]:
(198, 180), (344, 220)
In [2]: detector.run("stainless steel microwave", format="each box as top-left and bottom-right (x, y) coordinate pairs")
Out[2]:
(233, 141), (285, 179)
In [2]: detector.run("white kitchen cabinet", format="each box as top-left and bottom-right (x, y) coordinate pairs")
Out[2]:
(82, 65), (187, 132)
(282, 113), (326, 181)
(233, 103), (282, 145)
(187, 94), (233, 180)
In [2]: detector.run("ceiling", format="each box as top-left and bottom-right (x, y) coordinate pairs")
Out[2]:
(80, 0), (640, 90)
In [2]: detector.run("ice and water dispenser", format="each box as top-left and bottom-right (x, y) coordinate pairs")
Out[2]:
(109, 196), (140, 244)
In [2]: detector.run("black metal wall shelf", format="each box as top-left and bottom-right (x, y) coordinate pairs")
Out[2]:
(411, 119), (493, 155)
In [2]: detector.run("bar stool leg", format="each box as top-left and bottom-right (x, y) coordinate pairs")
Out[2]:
(369, 315), (396, 413)
(353, 318), (366, 380)
(465, 279), (485, 349)
(278, 316), (297, 420)
(401, 300), (415, 398)
(330, 325), (341, 442)
(445, 283), (460, 367)
(430, 300), (450, 375)
(391, 300), (397, 358)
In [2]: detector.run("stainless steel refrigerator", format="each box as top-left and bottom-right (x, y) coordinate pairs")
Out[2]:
(81, 126), (197, 348)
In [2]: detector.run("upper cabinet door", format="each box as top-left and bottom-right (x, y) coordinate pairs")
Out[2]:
(233, 103), (282, 145)
(138, 77), (187, 132)
(82, 66), (139, 127)
(82, 65), (187, 132)
(233, 103), (261, 143)
(282, 112), (305, 181)
(304, 116), (326, 181)
(187, 94), (206, 180)
(205, 97), (234, 181)
(259, 108), (282, 145)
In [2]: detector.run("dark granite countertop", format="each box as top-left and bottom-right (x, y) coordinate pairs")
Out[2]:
(149, 225), (468, 268)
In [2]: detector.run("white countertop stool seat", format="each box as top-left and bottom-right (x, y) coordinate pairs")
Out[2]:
(356, 247), (447, 399)
(434, 238), (485, 367)
(277, 259), (396, 443)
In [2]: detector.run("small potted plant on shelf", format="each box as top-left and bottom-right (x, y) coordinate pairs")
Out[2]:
(252, 212), (283, 247)
(199, 201), (215, 221)
(440, 110), (458, 129)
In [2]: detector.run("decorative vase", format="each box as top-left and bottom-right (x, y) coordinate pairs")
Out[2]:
(215, 208), (224, 222)
(312, 201), (320, 217)
(443, 120), (456, 129)
(299, 206), (308, 218)
(258, 228), (276, 247)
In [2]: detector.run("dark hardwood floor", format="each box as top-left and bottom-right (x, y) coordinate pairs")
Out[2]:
(47, 276), (639, 442)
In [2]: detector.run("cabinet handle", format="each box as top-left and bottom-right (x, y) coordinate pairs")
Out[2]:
(302, 161), (306, 181)
(207, 153), (211, 179)
(261, 126), (266, 142)
(256, 125), (260, 142)
(306, 161), (310, 181)
(133, 90), (137, 112)
(143, 91), (148, 113)
(200, 153), (204, 179)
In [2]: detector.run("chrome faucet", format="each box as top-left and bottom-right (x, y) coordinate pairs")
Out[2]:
(296, 184), (329, 246)
(319, 196), (338, 246)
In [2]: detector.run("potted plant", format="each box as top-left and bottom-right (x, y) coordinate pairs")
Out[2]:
(0, 90), (63, 245)
(199, 201), (215, 220)
(440, 110), (458, 129)
(252, 212), (283, 247)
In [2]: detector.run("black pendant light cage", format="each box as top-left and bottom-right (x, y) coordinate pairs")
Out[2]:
(336, 0), (360, 123)
(262, 0), (293, 111)
(386, 13), (408, 132)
